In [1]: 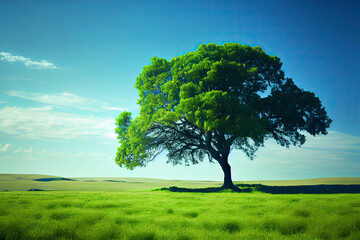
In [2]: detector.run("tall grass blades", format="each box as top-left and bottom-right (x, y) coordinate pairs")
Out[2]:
(0, 191), (359, 239)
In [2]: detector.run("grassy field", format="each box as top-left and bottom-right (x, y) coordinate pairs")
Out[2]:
(1, 174), (359, 191)
(0, 174), (359, 239)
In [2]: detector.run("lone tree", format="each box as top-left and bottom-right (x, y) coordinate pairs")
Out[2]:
(115, 43), (331, 190)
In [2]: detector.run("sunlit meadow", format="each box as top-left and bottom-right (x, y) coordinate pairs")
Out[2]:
(0, 177), (359, 240)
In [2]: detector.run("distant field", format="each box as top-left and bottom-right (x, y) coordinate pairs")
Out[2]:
(0, 174), (222, 191)
(1, 174), (359, 191)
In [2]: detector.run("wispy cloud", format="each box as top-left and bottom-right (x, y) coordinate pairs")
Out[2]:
(7, 91), (97, 110)
(11, 147), (31, 154)
(0, 144), (10, 152)
(0, 52), (59, 70)
(245, 131), (360, 172)
(102, 106), (128, 111)
(302, 131), (360, 152)
(226, 131), (360, 180)
(7, 91), (127, 112)
(13, 148), (22, 154)
(0, 77), (45, 84)
(24, 147), (33, 153)
(0, 106), (116, 140)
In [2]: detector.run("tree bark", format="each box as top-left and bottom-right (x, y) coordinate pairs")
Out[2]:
(219, 158), (235, 189)
(205, 132), (238, 190)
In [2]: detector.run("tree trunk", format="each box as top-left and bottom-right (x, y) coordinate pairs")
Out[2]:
(219, 159), (235, 189)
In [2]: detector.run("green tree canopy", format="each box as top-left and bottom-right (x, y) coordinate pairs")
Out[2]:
(115, 43), (332, 189)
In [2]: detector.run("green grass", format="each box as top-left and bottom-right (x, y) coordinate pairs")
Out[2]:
(0, 174), (359, 239)
(0, 191), (359, 239)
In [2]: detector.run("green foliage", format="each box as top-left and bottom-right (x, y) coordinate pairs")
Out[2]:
(115, 43), (331, 188)
(115, 42), (331, 170)
(0, 191), (359, 239)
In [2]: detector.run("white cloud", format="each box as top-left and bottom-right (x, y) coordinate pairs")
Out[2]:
(13, 148), (22, 154)
(0, 144), (10, 152)
(0, 52), (58, 70)
(0, 106), (116, 140)
(24, 147), (33, 153)
(224, 131), (360, 180)
(302, 131), (360, 152)
(106, 132), (117, 139)
(7, 91), (96, 110)
(0, 77), (45, 84)
(7, 91), (127, 112)
(74, 152), (109, 158)
(102, 106), (128, 111)
(246, 131), (360, 171)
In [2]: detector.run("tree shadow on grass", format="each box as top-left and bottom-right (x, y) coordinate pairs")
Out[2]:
(158, 184), (360, 194)
(158, 186), (252, 193)
(254, 184), (360, 194)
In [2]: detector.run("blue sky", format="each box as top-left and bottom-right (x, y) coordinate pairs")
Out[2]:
(0, 0), (359, 180)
